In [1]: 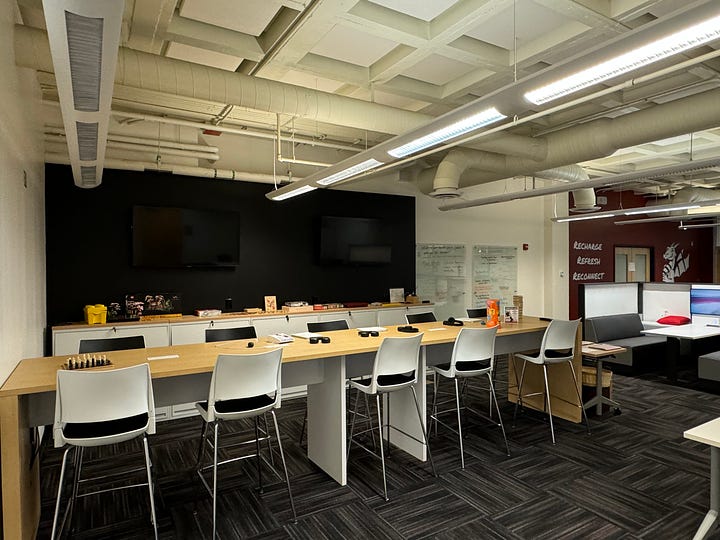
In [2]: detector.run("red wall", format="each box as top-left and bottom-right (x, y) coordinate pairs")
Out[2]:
(568, 191), (713, 318)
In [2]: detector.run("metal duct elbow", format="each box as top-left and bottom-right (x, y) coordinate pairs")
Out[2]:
(537, 165), (596, 212)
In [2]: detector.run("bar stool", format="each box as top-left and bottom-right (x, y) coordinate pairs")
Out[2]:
(51, 363), (158, 539)
(347, 333), (436, 500)
(512, 319), (590, 444)
(195, 349), (296, 538)
(431, 326), (509, 468)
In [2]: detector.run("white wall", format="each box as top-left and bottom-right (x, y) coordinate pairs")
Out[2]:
(0, 4), (46, 384)
(415, 178), (569, 319)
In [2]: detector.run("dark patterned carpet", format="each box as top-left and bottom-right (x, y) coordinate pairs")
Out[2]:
(37, 361), (720, 539)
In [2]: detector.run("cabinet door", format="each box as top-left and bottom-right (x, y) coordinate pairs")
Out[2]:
(170, 318), (252, 345)
(53, 324), (170, 355)
(407, 306), (436, 320)
(317, 311), (352, 328)
(377, 308), (407, 326)
(347, 310), (377, 328)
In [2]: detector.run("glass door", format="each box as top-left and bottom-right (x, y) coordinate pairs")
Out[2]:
(615, 247), (651, 282)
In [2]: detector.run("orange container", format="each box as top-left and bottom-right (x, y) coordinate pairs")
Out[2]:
(486, 299), (500, 328)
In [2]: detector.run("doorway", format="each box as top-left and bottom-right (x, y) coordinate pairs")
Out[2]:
(615, 247), (652, 282)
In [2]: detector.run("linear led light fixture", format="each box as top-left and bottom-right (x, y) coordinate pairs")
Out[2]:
(387, 108), (506, 158)
(316, 158), (383, 186)
(554, 198), (720, 223)
(679, 222), (720, 230)
(615, 211), (720, 225)
(525, 13), (720, 105)
(269, 184), (317, 201)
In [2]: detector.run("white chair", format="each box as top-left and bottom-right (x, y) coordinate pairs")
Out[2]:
(512, 319), (590, 444)
(51, 363), (157, 539)
(195, 349), (296, 538)
(347, 333), (436, 500)
(431, 327), (509, 468)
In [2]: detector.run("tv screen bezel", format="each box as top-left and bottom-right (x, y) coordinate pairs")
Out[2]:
(690, 285), (720, 316)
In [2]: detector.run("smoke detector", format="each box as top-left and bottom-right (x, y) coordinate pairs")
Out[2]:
(429, 187), (463, 199)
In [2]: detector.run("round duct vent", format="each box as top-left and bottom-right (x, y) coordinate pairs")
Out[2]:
(569, 206), (601, 213)
(429, 187), (463, 199)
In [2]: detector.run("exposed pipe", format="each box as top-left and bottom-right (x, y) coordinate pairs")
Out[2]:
(44, 134), (220, 160)
(15, 24), (431, 135)
(275, 114), (332, 168)
(536, 166), (596, 212)
(45, 153), (300, 184)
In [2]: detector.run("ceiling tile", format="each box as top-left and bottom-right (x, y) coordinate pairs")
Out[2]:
(466, 0), (576, 50)
(179, 0), (282, 36)
(402, 53), (475, 86)
(368, 0), (460, 22)
(166, 42), (242, 72)
(311, 25), (397, 67)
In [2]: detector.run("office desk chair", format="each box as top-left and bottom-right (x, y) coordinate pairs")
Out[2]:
(205, 325), (257, 342)
(299, 319), (351, 445)
(431, 327), (509, 468)
(195, 349), (295, 538)
(78, 335), (145, 353)
(51, 364), (157, 539)
(512, 319), (590, 444)
(347, 333), (436, 500)
(466, 308), (487, 318)
(405, 312), (436, 324)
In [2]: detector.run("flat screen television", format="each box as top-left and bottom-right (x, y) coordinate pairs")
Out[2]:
(690, 286), (720, 316)
(132, 206), (240, 268)
(319, 216), (391, 265)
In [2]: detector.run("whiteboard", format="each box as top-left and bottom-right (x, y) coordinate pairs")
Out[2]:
(472, 245), (517, 308)
(416, 244), (466, 321)
(582, 283), (638, 318)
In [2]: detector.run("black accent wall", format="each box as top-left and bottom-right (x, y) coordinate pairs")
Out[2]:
(45, 165), (416, 324)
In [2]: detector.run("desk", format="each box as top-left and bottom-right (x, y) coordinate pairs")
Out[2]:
(581, 344), (625, 416)
(643, 325), (720, 382)
(0, 318), (554, 539)
(684, 417), (720, 540)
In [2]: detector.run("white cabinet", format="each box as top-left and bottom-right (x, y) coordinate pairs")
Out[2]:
(251, 314), (318, 336)
(376, 306), (435, 326)
(347, 309), (377, 328)
(170, 318), (253, 345)
(53, 323), (170, 355)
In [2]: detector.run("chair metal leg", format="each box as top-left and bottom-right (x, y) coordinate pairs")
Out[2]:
(212, 422), (219, 539)
(196, 419), (209, 468)
(386, 393), (391, 455)
(512, 359), (528, 427)
(375, 393), (389, 501)
(347, 387), (362, 461)
(143, 435), (159, 539)
(410, 386), (437, 477)
(51, 447), (72, 540)
(263, 412), (275, 466)
(431, 372), (440, 436)
(255, 417), (263, 493)
(454, 378), (465, 469)
(487, 373), (510, 456)
(270, 409), (297, 522)
(66, 446), (83, 534)
(365, 394), (377, 450)
(543, 364), (556, 444)
(299, 408), (307, 446)
(567, 361), (592, 436)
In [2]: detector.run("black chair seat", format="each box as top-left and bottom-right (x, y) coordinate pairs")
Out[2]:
(435, 359), (491, 372)
(197, 394), (274, 414)
(63, 413), (149, 439)
(355, 373), (415, 388)
(545, 349), (572, 358)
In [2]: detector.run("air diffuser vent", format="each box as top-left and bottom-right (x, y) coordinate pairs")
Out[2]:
(65, 11), (103, 112)
(80, 165), (97, 186)
(76, 121), (98, 160)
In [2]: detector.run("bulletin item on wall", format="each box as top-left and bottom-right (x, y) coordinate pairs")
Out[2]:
(416, 244), (466, 321)
(472, 245), (517, 308)
(125, 293), (181, 318)
(389, 288), (405, 303)
(264, 296), (277, 312)
(486, 299), (500, 328)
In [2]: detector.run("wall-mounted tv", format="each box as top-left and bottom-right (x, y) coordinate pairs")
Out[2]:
(690, 285), (720, 316)
(132, 206), (240, 268)
(319, 216), (391, 265)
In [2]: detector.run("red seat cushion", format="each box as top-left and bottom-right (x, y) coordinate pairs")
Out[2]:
(657, 315), (691, 326)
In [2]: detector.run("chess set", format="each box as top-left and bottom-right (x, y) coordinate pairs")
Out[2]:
(63, 354), (113, 370)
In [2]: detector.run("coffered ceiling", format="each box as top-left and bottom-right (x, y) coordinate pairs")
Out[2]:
(16, 0), (720, 203)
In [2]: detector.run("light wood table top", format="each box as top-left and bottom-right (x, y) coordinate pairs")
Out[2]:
(1, 318), (549, 398)
(685, 417), (720, 448)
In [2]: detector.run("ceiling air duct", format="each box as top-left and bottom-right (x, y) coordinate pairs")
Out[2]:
(42, 0), (124, 188)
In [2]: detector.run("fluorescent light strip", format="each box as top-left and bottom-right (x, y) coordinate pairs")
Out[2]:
(623, 204), (701, 215)
(388, 107), (506, 158)
(525, 13), (720, 105)
(317, 158), (383, 186)
(270, 184), (317, 201)
(554, 213), (616, 223)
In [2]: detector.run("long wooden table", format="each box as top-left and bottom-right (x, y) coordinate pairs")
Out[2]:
(0, 317), (578, 539)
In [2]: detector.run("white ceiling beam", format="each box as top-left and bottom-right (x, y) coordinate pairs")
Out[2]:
(164, 15), (265, 61)
(295, 53), (369, 87)
(443, 36), (509, 70)
(126, 0), (176, 54)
